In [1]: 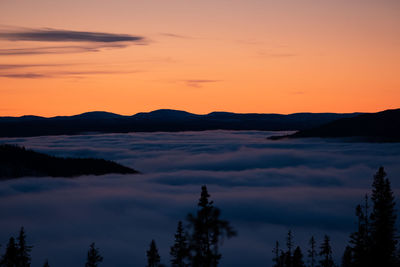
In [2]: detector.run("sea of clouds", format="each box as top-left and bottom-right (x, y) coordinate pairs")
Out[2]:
(0, 131), (399, 266)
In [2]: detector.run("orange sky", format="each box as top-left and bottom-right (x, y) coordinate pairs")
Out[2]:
(0, 0), (399, 117)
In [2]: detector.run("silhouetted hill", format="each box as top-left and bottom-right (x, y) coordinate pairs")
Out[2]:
(70, 111), (123, 119)
(135, 109), (199, 120)
(0, 144), (139, 179)
(272, 109), (400, 142)
(0, 109), (361, 137)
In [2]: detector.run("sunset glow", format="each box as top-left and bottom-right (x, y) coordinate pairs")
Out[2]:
(1, 0), (399, 116)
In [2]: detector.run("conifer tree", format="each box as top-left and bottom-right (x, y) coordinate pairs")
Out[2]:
(318, 235), (334, 267)
(43, 259), (50, 267)
(307, 236), (317, 267)
(146, 240), (161, 267)
(170, 221), (189, 267)
(85, 242), (103, 267)
(272, 241), (283, 267)
(341, 246), (352, 267)
(292, 246), (305, 267)
(349, 203), (370, 267)
(363, 194), (370, 238)
(284, 230), (294, 267)
(186, 185), (236, 267)
(370, 167), (397, 267)
(0, 237), (19, 267)
(17, 227), (32, 267)
(286, 230), (294, 257)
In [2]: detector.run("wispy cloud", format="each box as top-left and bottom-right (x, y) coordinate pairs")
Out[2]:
(0, 28), (145, 43)
(0, 44), (130, 56)
(259, 52), (297, 58)
(0, 73), (49, 79)
(0, 27), (148, 56)
(160, 33), (193, 39)
(184, 79), (220, 88)
(0, 64), (70, 70)
(0, 70), (141, 79)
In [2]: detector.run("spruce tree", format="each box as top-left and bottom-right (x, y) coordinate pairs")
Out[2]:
(272, 241), (283, 267)
(341, 246), (352, 267)
(284, 230), (294, 267)
(85, 242), (103, 267)
(0, 237), (19, 267)
(307, 236), (316, 267)
(146, 240), (161, 267)
(170, 221), (189, 267)
(186, 185), (236, 267)
(370, 167), (397, 267)
(17, 227), (32, 267)
(349, 203), (370, 267)
(292, 246), (305, 267)
(318, 235), (334, 267)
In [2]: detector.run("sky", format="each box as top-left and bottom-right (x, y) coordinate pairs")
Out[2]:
(0, 0), (399, 116)
(0, 131), (400, 266)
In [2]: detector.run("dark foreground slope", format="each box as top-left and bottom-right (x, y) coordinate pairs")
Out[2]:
(0, 144), (138, 179)
(279, 108), (400, 142)
(0, 109), (360, 137)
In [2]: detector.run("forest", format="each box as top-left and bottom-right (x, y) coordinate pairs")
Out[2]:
(0, 144), (138, 178)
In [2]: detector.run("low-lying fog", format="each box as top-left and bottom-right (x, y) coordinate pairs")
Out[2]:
(1, 131), (399, 266)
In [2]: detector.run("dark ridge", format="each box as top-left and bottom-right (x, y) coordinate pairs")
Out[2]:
(269, 108), (400, 142)
(0, 109), (361, 137)
(0, 144), (139, 179)
(71, 111), (124, 119)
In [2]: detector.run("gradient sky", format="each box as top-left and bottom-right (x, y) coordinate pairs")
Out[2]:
(0, 0), (399, 116)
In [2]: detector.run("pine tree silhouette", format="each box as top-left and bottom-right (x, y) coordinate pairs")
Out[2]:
(0, 237), (19, 267)
(273, 232), (306, 267)
(307, 236), (317, 267)
(341, 246), (352, 267)
(370, 167), (398, 267)
(170, 221), (189, 267)
(292, 246), (305, 267)
(272, 241), (283, 267)
(146, 240), (161, 267)
(186, 185), (236, 267)
(349, 201), (371, 267)
(85, 243), (103, 267)
(318, 235), (334, 267)
(284, 230), (294, 267)
(43, 259), (50, 267)
(17, 227), (32, 267)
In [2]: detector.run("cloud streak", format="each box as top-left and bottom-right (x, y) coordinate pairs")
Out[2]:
(0, 28), (145, 43)
(0, 27), (148, 56)
(185, 79), (220, 88)
(0, 64), (67, 70)
(0, 70), (142, 79)
(0, 44), (129, 56)
(160, 33), (193, 39)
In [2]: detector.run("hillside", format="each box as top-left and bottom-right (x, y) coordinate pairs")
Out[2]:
(275, 109), (400, 142)
(0, 144), (139, 179)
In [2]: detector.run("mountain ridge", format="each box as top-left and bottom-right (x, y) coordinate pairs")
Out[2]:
(0, 109), (363, 138)
(0, 109), (363, 120)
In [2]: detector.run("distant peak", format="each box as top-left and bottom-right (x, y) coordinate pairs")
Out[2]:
(149, 109), (193, 115)
(72, 111), (123, 119)
(133, 109), (198, 119)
